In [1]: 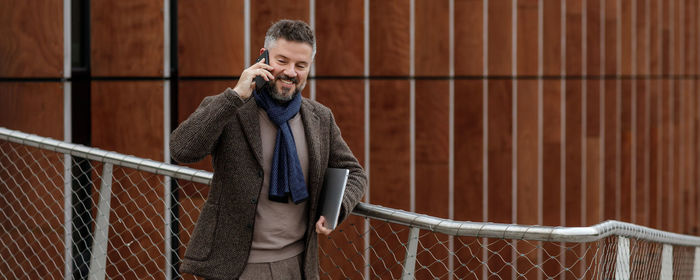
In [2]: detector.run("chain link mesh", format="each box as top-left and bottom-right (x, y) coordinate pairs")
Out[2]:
(1, 137), (699, 279)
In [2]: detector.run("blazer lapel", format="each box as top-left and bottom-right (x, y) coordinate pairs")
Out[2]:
(300, 100), (322, 204)
(237, 99), (264, 169)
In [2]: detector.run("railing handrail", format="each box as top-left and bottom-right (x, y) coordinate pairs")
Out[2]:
(2, 126), (699, 247)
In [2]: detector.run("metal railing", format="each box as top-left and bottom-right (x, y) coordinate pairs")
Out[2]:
(1, 126), (699, 279)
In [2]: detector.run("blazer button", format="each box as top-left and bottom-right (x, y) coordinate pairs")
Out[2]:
(246, 223), (252, 229)
(258, 170), (263, 178)
(251, 198), (257, 204)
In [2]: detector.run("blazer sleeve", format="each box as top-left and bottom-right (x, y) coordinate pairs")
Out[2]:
(326, 111), (368, 225)
(170, 88), (246, 163)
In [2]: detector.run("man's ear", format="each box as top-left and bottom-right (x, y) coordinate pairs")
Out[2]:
(259, 48), (266, 55)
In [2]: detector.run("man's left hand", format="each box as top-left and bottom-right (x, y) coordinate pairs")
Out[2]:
(315, 216), (333, 236)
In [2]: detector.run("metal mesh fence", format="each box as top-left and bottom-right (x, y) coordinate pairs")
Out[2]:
(1, 129), (700, 279)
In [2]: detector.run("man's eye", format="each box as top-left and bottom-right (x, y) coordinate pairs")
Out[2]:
(278, 60), (286, 64)
(297, 65), (306, 69)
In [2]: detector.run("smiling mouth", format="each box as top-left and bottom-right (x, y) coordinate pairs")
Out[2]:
(275, 74), (298, 86)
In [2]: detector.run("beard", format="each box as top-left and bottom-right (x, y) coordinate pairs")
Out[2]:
(265, 74), (306, 103)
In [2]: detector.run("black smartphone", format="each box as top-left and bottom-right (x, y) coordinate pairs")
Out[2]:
(254, 50), (270, 91)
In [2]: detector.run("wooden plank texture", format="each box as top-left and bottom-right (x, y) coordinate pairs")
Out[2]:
(178, 0), (245, 76)
(0, 0), (62, 77)
(91, 0), (163, 76)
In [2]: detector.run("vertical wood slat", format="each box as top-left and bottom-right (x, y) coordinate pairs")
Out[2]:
(91, 0), (163, 76)
(0, 0), (63, 77)
(367, 1), (410, 278)
(515, 1), (539, 278)
(413, 1), (450, 278)
(564, 9), (583, 279)
(453, 16), (485, 280)
(177, 0), (245, 76)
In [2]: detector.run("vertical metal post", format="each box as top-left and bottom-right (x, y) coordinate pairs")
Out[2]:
(692, 247), (699, 280)
(63, 153), (74, 280)
(401, 227), (420, 280)
(88, 163), (113, 280)
(614, 236), (630, 280)
(660, 244), (673, 280)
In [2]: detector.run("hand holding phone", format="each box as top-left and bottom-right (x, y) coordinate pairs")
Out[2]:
(232, 49), (274, 99)
(254, 50), (270, 91)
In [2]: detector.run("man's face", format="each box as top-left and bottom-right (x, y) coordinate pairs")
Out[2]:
(264, 38), (313, 102)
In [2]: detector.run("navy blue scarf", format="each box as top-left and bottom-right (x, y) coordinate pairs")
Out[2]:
(254, 89), (309, 204)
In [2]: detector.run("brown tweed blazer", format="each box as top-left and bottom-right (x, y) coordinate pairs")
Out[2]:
(170, 88), (367, 280)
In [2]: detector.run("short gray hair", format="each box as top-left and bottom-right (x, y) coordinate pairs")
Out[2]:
(263, 19), (316, 59)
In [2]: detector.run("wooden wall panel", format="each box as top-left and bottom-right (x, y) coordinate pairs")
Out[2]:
(369, 80), (410, 279)
(315, 0), (364, 76)
(660, 80), (671, 231)
(0, 82), (64, 279)
(636, 0), (648, 76)
(635, 81), (648, 226)
(454, 0), (483, 76)
(415, 81), (449, 279)
(542, 0), (561, 76)
(649, 0), (661, 75)
(250, 0), (309, 64)
(690, 0), (698, 75)
(672, 83), (680, 233)
(662, 0), (671, 75)
(516, 80), (538, 279)
(517, 0), (538, 76)
(91, 0), (163, 76)
(603, 80), (618, 220)
(565, 80), (582, 227)
(178, 0), (245, 76)
(0, 0), (62, 77)
(605, 0), (618, 76)
(542, 80), (561, 226)
(315, 80), (366, 280)
(586, 81), (602, 226)
(369, 0), (409, 76)
(414, 1), (449, 277)
(696, 80), (700, 235)
(92, 82), (164, 160)
(415, 0), (449, 76)
(487, 80), (512, 279)
(649, 86), (660, 229)
(91, 81), (164, 278)
(673, 0), (682, 75)
(487, 1), (511, 76)
(566, 0), (582, 76)
(585, 0), (602, 226)
(0, 83), (64, 138)
(487, 80), (512, 223)
(683, 83), (696, 235)
(453, 80), (483, 279)
(586, 0), (602, 76)
(620, 0), (633, 76)
(453, 82), (484, 221)
(620, 81), (632, 222)
(541, 80), (561, 277)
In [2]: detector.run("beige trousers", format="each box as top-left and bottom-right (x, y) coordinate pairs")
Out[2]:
(238, 254), (304, 280)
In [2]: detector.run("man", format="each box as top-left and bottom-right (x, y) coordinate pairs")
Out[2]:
(170, 19), (367, 280)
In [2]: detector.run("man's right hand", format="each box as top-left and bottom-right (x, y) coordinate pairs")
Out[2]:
(232, 58), (275, 99)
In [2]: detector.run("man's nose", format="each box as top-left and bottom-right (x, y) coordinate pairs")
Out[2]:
(282, 65), (297, 77)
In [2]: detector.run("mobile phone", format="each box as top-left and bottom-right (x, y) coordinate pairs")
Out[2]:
(254, 50), (270, 91)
